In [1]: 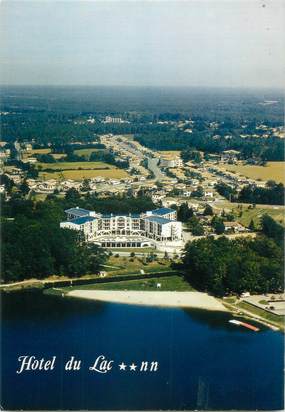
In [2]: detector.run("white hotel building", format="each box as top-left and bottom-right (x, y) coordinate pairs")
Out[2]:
(60, 207), (183, 252)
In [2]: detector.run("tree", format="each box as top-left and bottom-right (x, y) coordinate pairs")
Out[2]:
(177, 203), (193, 222)
(211, 216), (225, 234)
(181, 236), (283, 297)
(0, 174), (14, 194)
(261, 215), (284, 246)
(249, 219), (256, 231)
(191, 224), (204, 236)
(65, 188), (81, 204)
(19, 180), (30, 196)
(81, 179), (91, 192)
(203, 204), (213, 216)
(191, 186), (204, 198)
(188, 216), (204, 236)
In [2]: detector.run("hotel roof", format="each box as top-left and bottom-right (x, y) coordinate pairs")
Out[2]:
(151, 207), (175, 216)
(69, 216), (96, 225)
(65, 207), (92, 217)
(145, 216), (172, 225)
(102, 213), (141, 218)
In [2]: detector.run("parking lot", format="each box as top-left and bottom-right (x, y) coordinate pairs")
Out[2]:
(242, 294), (285, 316)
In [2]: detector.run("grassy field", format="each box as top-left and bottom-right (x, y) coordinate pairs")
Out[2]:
(221, 161), (284, 183)
(51, 153), (67, 160)
(237, 206), (285, 227)
(214, 200), (285, 227)
(74, 148), (102, 158)
(159, 150), (181, 159)
(37, 161), (114, 170)
(39, 169), (129, 180)
(37, 161), (129, 180)
(237, 301), (284, 330)
(30, 148), (51, 155)
(54, 275), (193, 293)
(105, 255), (173, 275)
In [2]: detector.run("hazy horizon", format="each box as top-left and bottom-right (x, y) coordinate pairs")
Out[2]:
(1, 0), (284, 89)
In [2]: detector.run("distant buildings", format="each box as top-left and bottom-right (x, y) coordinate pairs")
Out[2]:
(159, 156), (183, 169)
(103, 116), (129, 124)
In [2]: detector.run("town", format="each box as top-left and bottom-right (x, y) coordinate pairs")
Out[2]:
(1, 91), (284, 332)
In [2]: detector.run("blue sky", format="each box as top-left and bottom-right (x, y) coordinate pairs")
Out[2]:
(1, 0), (284, 88)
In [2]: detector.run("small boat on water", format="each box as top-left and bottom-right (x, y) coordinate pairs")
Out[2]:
(229, 319), (260, 332)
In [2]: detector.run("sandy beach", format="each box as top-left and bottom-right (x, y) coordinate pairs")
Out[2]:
(67, 290), (227, 311)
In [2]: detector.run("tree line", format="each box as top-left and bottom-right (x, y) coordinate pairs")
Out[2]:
(215, 181), (284, 205)
(180, 215), (283, 297)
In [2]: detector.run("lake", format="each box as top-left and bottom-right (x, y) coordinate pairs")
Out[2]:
(1, 291), (283, 410)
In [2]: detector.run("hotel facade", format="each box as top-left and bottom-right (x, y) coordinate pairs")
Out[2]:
(60, 207), (183, 252)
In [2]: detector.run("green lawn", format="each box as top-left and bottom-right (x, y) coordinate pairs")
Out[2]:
(74, 148), (103, 158)
(57, 275), (194, 292)
(214, 200), (285, 227)
(36, 161), (115, 170)
(220, 161), (284, 184)
(237, 301), (284, 330)
(37, 160), (130, 180)
(237, 207), (285, 228)
(106, 256), (173, 276)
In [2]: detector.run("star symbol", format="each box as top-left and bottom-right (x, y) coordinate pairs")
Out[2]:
(129, 363), (137, 371)
(118, 362), (127, 371)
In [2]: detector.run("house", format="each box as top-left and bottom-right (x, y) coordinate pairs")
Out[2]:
(224, 221), (247, 233)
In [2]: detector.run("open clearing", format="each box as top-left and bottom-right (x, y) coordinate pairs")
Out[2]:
(159, 150), (181, 159)
(61, 275), (194, 292)
(36, 161), (114, 170)
(37, 161), (130, 180)
(237, 206), (285, 227)
(105, 255), (173, 275)
(220, 161), (284, 183)
(30, 148), (51, 155)
(51, 153), (67, 160)
(214, 200), (285, 227)
(74, 148), (102, 157)
(39, 169), (129, 180)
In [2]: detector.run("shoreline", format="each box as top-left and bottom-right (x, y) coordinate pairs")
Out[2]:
(66, 290), (228, 311)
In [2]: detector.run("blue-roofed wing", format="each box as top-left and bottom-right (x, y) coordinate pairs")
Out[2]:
(145, 216), (172, 224)
(65, 207), (94, 218)
(69, 216), (96, 225)
(151, 207), (175, 215)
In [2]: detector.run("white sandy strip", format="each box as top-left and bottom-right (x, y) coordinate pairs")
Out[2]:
(67, 290), (227, 311)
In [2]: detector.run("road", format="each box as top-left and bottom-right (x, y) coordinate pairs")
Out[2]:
(113, 137), (165, 181)
(147, 157), (165, 181)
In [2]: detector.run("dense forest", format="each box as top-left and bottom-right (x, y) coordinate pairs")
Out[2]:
(1, 200), (107, 282)
(136, 131), (284, 161)
(1, 86), (283, 118)
(181, 216), (284, 297)
(1, 86), (284, 162)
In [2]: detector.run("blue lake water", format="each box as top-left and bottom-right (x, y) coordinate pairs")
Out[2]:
(1, 291), (284, 410)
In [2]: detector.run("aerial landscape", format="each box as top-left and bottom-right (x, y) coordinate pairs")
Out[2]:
(0, 1), (284, 411)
